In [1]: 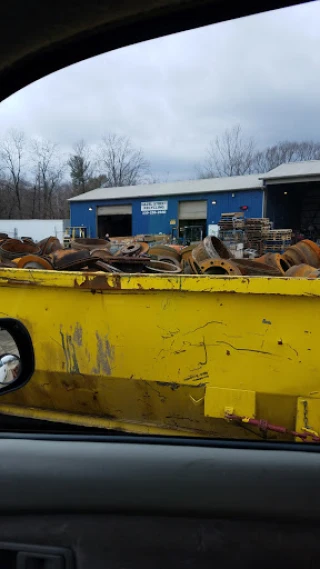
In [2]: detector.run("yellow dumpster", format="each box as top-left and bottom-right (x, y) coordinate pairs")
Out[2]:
(0, 267), (319, 442)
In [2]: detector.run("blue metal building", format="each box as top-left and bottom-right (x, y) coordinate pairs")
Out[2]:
(69, 174), (264, 238)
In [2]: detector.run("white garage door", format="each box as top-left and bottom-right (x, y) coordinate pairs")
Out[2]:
(179, 200), (207, 220)
(97, 205), (132, 216)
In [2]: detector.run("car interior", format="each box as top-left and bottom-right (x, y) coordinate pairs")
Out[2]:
(0, 0), (318, 568)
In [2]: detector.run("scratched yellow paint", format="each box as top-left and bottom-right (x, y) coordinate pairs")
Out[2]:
(0, 268), (319, 441)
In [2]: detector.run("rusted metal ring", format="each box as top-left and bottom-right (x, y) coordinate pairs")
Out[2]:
(295, 240), (320, 267)
(283, 240), (320, 268)
(135, 241), (149, 255)
(96, 257), (151, 273)
(256, 253), (290, 275)
(156, 256), (181, 267)
(0, 239), (40, 260)
(189, 256), (202, 274)
(38, 236), (62, 256)
(198, 259), (242, 275)
(233, 259), (282, 276)
(71, 238), (110, 251)
(118, 241), (149, 256)
(192, 236), (232, 263)
(285, 264), (320, 278)
(149, 245), (181, 262)
(90, 248), (113, 261)
(119, 243), (141, 256)
(17, 255), (53, 270)
(181, 245), (196, 262)
(21, 237), (34, 244)
(282, 247), (305, 267)
(147, 260), (182, 273)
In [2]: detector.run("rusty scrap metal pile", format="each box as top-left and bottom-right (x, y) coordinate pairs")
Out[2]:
(0, 235), (182, 274)
(186, 236), (320, 277)
(0, 234), (320, 277)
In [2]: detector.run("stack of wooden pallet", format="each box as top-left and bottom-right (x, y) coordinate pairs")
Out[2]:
(262, 229), (292, 253)
(219, 212), (245, 244)
(219, 212), (244, 231)
(244, 218), (271, 255)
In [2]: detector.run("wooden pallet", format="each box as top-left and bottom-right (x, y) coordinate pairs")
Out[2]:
(220, 212), (244, 219)
(246, 232), (270, 239)
(220, 213), (245, 231)
(233, 221), (245, 229)
(245, 218), (270, 225)
(264, 230), (292, 238)
(262, 247), (288, 253)
(263, 235), (291, 243)
(220, 230), (244, 236)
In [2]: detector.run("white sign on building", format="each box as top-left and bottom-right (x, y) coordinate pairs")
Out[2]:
(141, 201), (168, 215)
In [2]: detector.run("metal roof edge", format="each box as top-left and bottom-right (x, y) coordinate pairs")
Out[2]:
(68, 175), (264, 202)
(261, 174), (320, 183)
(68, 185), (264, 202)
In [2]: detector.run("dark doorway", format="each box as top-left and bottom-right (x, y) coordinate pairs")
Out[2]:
(97, 214), (132, 238)
(178, 219), (207, 243)
(266, 182), (320, 239)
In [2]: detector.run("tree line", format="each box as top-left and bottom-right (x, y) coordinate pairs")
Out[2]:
(1, 125), (320, 219)
(196, 124), (320, 178)
(0, 131), (151, 219)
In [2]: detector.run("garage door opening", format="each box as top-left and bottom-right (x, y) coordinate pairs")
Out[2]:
(266, 182), (320, 239)
(97, 205), (132, 238)
(178, 200), (207, 242)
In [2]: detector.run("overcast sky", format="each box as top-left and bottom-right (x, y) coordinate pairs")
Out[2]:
(0, 1), (319, 181)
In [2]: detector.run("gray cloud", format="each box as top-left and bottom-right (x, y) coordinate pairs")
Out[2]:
(0, 1), (319, 180)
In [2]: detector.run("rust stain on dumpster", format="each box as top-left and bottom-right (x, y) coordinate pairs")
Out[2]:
(60, 328), (80, 375)
(73, 323), (83, 346)
(74, 274), (122, 291)
(92, 332), (115, 375)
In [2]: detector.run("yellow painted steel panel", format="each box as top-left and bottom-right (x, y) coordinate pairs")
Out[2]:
(296, 397), (320, 439)
(205, 388), (256, 419)
(0, 268), (317, 441)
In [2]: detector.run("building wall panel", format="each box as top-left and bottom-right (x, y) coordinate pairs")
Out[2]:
(70, 190), (264, 238)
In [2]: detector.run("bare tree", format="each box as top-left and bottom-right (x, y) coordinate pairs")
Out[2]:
(197, 125), (256, 178)
(68, 140), (92, 195)
(55, 182), (72, 219)
(31, 138), (65, 219)
(97, 134), (149, 187)
(146, 171), (171, 184)
(253, 140), (320, 173)
(0, 130), (27, 217)
(198, 127), (320, 177)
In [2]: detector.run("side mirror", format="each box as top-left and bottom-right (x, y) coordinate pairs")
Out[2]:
(0, 318), (34, 395)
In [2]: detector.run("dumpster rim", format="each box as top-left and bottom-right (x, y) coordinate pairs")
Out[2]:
(0, 267), (318, 296)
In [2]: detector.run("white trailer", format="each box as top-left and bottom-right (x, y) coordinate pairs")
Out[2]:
(0, 219), (69, 242)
